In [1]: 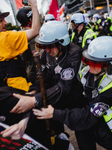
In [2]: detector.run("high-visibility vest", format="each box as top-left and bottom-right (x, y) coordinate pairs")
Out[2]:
(79, 66), (112, 131)
(82, 29), (97, 48)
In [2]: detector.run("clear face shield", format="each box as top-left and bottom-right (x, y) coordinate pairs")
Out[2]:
(35, 43), (61, 67)
(85, 17), (90, 23)
(92, 17), (98, 23)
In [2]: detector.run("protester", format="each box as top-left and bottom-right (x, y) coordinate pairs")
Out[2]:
(6, 20), (84, 150)
(33, 36), (112, 150)
(70, 13), (97, 51)
(0, 0), (41, 140)
(16, 5), (37, 86)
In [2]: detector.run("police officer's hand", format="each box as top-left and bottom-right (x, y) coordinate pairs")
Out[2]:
(10, 93), (35, 114)
(33, 105), (54, 119)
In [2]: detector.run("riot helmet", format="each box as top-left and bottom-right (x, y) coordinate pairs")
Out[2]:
(104, 13), (109, 19)
(71, 13), (85, 24)
(71, 13), (85, 30)
(92, 13), (99, 22)
(79, 36), (112, 90)
(44, 14), (55, 23)
(82, 36), (112, 75)
(16, 6), (32, 27)
(83, 13), (90, 23)
(35, 21), (70, 66)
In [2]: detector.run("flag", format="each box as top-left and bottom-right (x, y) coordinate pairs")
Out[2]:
(59, 3), (65, 21)
(15, 0), (24, 10)
(48, 0), (60, 21)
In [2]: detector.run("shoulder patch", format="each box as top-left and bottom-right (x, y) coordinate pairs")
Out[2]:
(61, 68), (75, 80)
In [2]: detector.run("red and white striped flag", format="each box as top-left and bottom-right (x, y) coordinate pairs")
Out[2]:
(59, 3), (65, 21)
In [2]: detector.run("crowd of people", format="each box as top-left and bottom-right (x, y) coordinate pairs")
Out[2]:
(0, 0), (112, 150)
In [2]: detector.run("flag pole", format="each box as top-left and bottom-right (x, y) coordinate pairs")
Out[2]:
(106, 0), (110, 15)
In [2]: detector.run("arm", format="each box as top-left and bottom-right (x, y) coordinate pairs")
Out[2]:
(32, 105), (98, 131)
(10, 48), (82, 113)
(26, 0), (41, 41)
(1, 117), (29, 140)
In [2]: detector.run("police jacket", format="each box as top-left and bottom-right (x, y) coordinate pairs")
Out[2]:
(34, 42), (84, 110)
(71, 25), (96, 51)
(100, 17), (112, 36)
(52, 66), (112, 132)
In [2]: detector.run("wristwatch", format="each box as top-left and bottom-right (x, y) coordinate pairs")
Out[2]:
(34, 98), (39, 107)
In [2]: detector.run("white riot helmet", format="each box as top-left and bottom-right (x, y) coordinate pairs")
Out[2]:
(92, 13), (99, 22)
(104, 13), (109, 19)
(44, 14), (55, 22)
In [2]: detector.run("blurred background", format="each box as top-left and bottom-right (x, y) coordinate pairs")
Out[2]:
(1, 0), (112, 26)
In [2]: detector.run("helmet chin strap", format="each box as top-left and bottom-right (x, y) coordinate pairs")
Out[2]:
(55, 44), (62, 59)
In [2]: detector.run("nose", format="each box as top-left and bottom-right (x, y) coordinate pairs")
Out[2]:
(3, 19), (7, 25)
(46, 48), (51, 53)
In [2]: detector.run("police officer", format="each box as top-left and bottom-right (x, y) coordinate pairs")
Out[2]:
(44, 14), (55, 23)
(92, 13), (103, 35)
(70, 13), (97, 51)
(99, 16), (112, 36)
(33, 36), (112, 150)
(9, 20), (83, 150)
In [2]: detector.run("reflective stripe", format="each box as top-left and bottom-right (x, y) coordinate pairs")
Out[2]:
(98, 74), (112, 93)
(107, 120), (112, 131)
(103, 107), (112, 131)
(79, 66), (90, 85)
(71, 32), (75, 42)
(82, 29), (97, 48)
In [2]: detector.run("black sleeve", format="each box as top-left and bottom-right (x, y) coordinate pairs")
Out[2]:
(53, 106), (98, 131)
(0, 86), (31, 125)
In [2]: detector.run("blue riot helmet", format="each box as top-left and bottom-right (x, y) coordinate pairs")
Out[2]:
(44, 14), (55, 22)
(83, 36), (112, 62)
(71, 13), (85, 30)
(71, 13), (85, 24)
(82, 36), (112, 75)
(35, 21), (70, 66)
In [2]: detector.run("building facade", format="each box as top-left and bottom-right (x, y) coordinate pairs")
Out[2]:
(58, 0), (112, 16)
